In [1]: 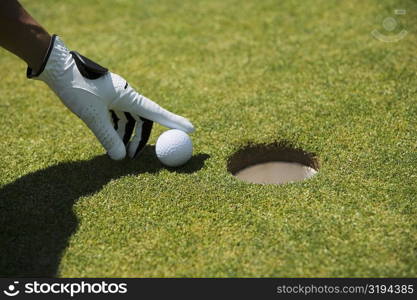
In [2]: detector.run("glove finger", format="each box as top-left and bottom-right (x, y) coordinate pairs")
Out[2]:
(113, 84), (195, 133)
(81, 105), (126, 160)
(110, 110), (126, 141)
(110, 110), (136, 146)
(127, 116), (154, 159)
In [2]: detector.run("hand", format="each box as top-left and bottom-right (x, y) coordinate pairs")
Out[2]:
(28, 35), (194, 160)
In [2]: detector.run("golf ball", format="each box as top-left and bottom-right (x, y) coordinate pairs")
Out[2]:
(155, 129), (193, 167)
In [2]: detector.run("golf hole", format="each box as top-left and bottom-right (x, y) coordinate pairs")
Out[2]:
(228, 142), (319, 185)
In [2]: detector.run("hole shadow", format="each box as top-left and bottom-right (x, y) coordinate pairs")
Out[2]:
(227, 140), (319, 175)
(0, 145), (209, 277)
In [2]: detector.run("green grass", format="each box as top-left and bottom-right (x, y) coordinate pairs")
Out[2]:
(1, 0), (416, 277)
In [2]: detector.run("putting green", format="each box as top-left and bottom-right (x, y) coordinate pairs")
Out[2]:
(0, 0), (416, 277)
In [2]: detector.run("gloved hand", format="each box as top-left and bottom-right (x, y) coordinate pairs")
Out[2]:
(27, 35), (194, 160)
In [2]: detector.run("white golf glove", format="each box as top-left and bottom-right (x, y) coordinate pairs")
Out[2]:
(27, 35), (194, 160)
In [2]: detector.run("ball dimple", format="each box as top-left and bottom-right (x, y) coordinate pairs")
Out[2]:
(156, 129), (193, 167)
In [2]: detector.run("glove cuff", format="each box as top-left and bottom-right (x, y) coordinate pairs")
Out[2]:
(26, 34), (72, 83)
(27, 34), (57, 78)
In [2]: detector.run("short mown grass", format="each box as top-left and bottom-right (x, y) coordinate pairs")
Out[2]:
(0, 0), (416, 277)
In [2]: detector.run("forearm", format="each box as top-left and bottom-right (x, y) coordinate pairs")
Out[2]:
(0, 0), (51, 73)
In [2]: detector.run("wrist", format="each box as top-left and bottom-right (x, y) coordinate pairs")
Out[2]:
(30, 31), (52, 71)
(27, 34), (56, 78)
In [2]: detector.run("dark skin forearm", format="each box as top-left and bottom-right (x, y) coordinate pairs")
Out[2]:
(0, 0), (51, 73)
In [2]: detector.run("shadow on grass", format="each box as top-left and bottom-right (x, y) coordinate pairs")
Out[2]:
(0, 146), (209, 277)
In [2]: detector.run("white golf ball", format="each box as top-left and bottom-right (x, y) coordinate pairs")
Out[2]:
(155, 129), (193, 167)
